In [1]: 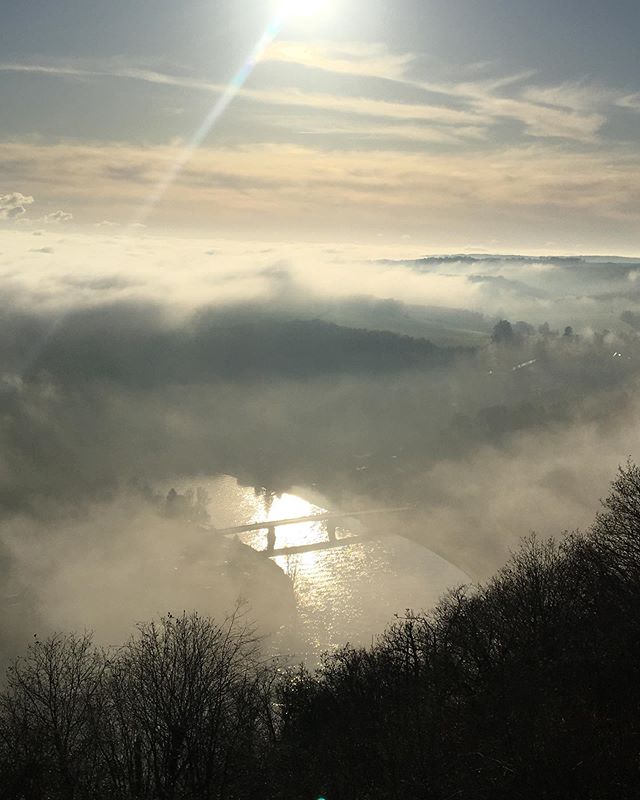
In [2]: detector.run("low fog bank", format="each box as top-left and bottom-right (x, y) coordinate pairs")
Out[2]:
(4, 231), (640, 338)
(1, 241), (639, 661)
(0, 489), (299, 672)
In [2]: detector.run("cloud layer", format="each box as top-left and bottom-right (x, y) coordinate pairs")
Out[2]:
(1, 38), (640, 248)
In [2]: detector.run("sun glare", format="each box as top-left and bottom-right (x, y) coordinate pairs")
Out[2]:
(278, 0), (332, 20)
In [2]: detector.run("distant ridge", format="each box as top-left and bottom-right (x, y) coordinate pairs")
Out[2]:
(377, 253), (640, 266)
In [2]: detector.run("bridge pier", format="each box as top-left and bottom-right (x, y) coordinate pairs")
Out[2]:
(266, 525), (276, 553)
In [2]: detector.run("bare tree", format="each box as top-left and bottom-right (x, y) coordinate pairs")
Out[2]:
(0, 632), (106, 799)
(98, 608), (272, 800)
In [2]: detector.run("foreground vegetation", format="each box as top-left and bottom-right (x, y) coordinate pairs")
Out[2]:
(3, 464), (640, 799)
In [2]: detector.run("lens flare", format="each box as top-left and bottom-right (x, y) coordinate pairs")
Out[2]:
(131, 0), (332, 232)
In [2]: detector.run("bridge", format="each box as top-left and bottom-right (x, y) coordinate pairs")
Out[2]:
(214, 507), (414, 558)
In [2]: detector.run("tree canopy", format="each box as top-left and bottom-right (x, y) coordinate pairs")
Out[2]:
(3, 464), (640, 798)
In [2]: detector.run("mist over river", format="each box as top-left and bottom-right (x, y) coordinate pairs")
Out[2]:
(164, 475), (467, 656)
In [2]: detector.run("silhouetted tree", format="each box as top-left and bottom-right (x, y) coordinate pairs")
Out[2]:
(5, 466), (640, 799)
(538, 321), (552, 336)
(514, 320), (535, 337)
(491, 319), (515, 344)
(0, 633), (106, 799)
(621, 310), (640, 330)
(98, 610), (271, 800)
(270, 464), (640, 799)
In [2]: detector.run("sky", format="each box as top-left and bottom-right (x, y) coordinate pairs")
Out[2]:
(1, 0), (640, 251)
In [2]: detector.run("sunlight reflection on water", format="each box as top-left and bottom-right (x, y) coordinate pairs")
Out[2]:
(170, 475), (466, 655)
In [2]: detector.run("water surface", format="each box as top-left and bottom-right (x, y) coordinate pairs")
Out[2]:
(168, 475), (467, 655)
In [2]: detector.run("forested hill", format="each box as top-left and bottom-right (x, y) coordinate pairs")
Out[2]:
(21, 312), (467, 386)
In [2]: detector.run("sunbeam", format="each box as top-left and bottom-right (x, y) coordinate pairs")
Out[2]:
(132, 14), (286, 229)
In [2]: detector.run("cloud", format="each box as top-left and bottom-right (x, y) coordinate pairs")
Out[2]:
(467, 274), (550, 299)
(265, 118), (489, 145)
(43, 210), (73, 224)
(0, 491), (298, 658)
(522, 82), (615, 111)
(2, 137), (639, 250)
(0, 60), (222, 94)
(0, 192), (34, 221)
(617, 93), (640, 112)
(262, 43), (612, 142)
(408, 399), (640, 578)
(266, 40), (415, 81)
(1, 227), (638, 341)
(468, 95), (605, 142)
(0, 54), (626, 145)
(243, 84), (488, 127)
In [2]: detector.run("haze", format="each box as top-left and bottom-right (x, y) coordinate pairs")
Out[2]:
(1, 0), (640, 665)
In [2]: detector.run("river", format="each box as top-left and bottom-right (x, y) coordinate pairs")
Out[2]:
(165, 475), (467, 656)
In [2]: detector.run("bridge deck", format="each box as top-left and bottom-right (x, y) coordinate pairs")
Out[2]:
(264, 532), (396, 558)
(215, 507), (413, 536)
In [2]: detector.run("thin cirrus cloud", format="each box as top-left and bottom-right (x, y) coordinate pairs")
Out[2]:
(1, 40), (639, 245)
(521, 81), (616, 111)
(0, 46), (633, 145)
(0, 58), (485, 131)
(265, 40), (417, 81)
(262, 42), (617, 143)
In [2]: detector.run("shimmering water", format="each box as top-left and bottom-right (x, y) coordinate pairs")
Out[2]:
(167, 475), (467, 655)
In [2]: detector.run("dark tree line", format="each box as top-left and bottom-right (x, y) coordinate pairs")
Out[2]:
(0, 611), (275, 800)
(4, 464), (640, 798)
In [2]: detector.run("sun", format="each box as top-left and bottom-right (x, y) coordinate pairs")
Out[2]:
(277, 0), (333, 20)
